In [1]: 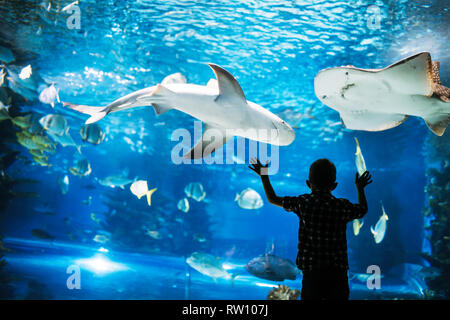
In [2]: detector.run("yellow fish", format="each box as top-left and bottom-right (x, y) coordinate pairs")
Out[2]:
(353, 219), (364, 236)
(11, 115), (31, 129)
(130, 180), (157, 206)
(354, 137), (367, 176)
(32, 154), (50, 166)
(90, 213), (102, 225)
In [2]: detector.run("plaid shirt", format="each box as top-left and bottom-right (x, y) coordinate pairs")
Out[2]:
(282, 191), (366, 271)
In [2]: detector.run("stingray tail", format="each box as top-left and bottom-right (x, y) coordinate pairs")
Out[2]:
(63, 102), (109, 124)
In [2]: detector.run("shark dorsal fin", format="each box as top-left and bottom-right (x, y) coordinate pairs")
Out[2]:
(208, 64), (246, 102)
(378, 52), (433, 96)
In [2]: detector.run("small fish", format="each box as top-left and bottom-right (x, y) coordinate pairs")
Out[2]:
(69, 157), (91, 177)
(81, 196), (92, 205)
(235, 188), (263, 210)
(16, 132), (40, 150)
(39, 114), (68, 136)
(57, 175), (69, 195)
(186, 252), (237, 283)
(39, 83), (60, 108)
(371, 203), (389, 244)
(93, 234), (110, 244)
(354, 137), (367, 176)
(90, 213), (102, 225)
(80, 123), (105, 145)
(98, 174), (133, 189)
(31, 228), (54, 240)
(177, 197), (189, 213)
(193, 233), (206, 243)
(146, 230), (161, 239)
(28, 149), (44, 157)
(18, 65), (32, 80)
(47, 130), (80, 152)
(0, 69), (6, 87)
(11, 115), (32, 129)
(32, 155), (51, 167)
(31, 134), (54, 148)
(34, 203), (55, 215)
(184, 182), (206, 202)
(130, 180), (157, 206)
(350, 272), (384, 282)
(353, 219), (364, 236)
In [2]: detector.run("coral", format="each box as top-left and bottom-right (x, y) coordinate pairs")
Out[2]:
(421, 130), (450, 299)
(267, 284), (300, 300)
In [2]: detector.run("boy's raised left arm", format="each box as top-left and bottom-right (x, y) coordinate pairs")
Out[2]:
(248, 158), (283, 208)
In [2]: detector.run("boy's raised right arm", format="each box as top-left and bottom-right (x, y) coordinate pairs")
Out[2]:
(249, 158), (283, 208)
(355, 171), (372, 214)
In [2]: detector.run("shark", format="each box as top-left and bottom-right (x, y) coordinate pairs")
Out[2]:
(314, 52), (450, 136)
(63, 64), (295, 158)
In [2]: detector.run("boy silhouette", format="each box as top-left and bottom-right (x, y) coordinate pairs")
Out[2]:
(249, 158), (372, 300)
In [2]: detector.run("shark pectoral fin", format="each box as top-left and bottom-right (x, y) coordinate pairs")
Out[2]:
(423, 113), (450, 136)
(152, 103), (173, 115)
(340, 110), (409, 131)
(378, 52), (433, 96)
(140, 84), (175, 115)
(183, 124), (232, 159)
(208, 64), (247, 103)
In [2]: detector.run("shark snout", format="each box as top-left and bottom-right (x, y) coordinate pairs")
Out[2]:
(273, 120), (296, 146)
(282, 123), (296, 145)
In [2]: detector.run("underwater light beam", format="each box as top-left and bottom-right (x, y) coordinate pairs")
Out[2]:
(75, 254), (128, 275)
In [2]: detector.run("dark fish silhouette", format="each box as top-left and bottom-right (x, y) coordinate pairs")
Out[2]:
(31, 229), (54, 241)
(246, 254), (300, 281)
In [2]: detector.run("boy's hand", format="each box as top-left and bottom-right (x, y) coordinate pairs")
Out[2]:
(355, 171), (372, 189)
(249, 158), (269, 176)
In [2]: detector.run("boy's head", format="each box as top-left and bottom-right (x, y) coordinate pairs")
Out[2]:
(306, 158), (338, 192)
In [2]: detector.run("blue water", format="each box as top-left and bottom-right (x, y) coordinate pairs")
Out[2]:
(0, 0), (449, 300)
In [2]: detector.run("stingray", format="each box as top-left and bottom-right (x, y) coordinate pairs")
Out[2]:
(314, 52), (450, 136)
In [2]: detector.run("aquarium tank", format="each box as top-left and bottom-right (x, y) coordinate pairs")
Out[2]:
(0, 0), (449, 301)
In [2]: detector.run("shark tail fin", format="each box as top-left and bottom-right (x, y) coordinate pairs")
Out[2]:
(63, 102), (108, 124)
(423, 113), (450, 136)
